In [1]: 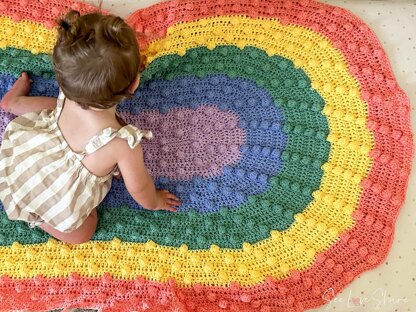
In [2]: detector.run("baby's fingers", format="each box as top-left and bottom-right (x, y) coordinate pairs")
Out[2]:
(166, 192), (181, 202)
(167, 199), (180, 206)
(21, 72), (33, 83)
(164, 205), (177, 212)
(160, 189), (181, 201)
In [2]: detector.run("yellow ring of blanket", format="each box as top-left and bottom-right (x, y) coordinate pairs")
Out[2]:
(0, 17), (57, 54)
(0, 16), (373, 287)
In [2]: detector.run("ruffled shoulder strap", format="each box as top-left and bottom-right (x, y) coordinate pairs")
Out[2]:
(81, 125), (153, 156)
(55, 88), (66, 119)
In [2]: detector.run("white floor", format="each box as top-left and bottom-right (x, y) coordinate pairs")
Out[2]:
(80, 1), (416, 311)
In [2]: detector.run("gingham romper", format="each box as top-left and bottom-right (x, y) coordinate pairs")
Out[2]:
(0, 90), (152, 233)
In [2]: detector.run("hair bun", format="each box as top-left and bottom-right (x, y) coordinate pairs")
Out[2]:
(58, 10), (80, 34)
(103, 16), (131, 48)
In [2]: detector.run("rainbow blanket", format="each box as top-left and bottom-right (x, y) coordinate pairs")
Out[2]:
(0, 0), (413, 311)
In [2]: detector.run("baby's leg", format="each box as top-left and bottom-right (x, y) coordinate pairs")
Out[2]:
(38, 208), (98, 244)
(0, 72), (57, 116)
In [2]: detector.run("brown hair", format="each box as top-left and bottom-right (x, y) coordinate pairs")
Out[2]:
(53, 10), (141, 110)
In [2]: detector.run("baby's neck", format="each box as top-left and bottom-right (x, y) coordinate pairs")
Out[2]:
(62, 98), (119, 129)
(66, 98), (117, 116)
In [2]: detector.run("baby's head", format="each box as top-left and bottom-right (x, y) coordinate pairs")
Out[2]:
(53, 10), (141, 110)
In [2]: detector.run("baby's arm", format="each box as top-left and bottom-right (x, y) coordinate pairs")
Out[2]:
(0, 72), (56, 115)
(116, 142), (180, 212)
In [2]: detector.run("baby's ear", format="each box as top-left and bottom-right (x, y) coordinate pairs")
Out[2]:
(128, 75), (141, 94)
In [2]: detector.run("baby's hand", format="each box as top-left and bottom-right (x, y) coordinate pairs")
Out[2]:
(154, 190), (181, 212)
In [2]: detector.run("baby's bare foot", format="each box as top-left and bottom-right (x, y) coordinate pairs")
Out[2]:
(0, 72), (32, 113)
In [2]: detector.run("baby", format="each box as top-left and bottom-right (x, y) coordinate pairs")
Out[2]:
(0, 10), (180, 244)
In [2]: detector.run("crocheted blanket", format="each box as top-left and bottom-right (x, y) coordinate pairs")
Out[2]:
(0, 0), (413, 311)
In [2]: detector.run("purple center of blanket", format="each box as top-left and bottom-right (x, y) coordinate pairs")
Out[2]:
(120, 105), (245, 180)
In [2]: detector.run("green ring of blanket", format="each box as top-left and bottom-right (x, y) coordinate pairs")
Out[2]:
(0, 45), (329, 250)
(0, 48), (54, 79)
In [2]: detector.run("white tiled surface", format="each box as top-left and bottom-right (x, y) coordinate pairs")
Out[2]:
(79, 1), (415, 311)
